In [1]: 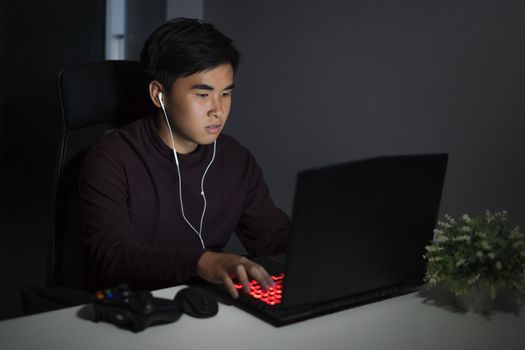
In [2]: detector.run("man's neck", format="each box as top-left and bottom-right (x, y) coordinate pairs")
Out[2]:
(154, 113), (198, 155)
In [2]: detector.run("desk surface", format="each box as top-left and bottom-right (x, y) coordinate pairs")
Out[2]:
(1, 286), (524, 350)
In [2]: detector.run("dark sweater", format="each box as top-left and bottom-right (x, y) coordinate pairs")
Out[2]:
(79, 117), (290, 290)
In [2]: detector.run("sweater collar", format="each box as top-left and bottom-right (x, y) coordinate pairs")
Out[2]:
(145, 116), (212, 167)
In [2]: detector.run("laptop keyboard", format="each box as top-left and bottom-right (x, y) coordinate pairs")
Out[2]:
(234, 273), (285, 306)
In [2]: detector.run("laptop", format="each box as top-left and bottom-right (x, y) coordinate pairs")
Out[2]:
(200, 153), (448, 326)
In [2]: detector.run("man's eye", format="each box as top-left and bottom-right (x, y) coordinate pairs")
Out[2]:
(222, 91), (232, 97)
(196, 93), (209, 98)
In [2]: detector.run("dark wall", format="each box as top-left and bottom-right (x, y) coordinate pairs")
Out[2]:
(125, 0), (166, 59)
(1, 0), (7, 217)
(204, 0), (525, 228)
(0, 0), (105, 320)
(3, 0), (105, 220)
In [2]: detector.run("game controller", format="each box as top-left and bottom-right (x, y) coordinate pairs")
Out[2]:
(89, 284), (183, 332)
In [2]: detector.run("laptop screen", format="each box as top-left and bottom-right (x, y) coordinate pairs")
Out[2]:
(280, 154), (448, 308)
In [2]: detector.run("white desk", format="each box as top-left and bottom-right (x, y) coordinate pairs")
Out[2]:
(1, 286), (524, 350)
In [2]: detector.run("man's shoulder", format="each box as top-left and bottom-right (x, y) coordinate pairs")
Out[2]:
(85, 118), (148, 160)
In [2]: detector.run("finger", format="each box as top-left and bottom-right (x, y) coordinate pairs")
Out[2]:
(247, 264), (274, 291)
(222, 275), (239, 299)
(236, 264), (251, 293)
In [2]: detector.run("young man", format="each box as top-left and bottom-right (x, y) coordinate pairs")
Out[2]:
(79, 18), (290, 298)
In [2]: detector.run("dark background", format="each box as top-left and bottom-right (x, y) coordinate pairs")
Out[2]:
(1, 0), (106, 319)
(1, 0), (524, 320)
(205, 0), (525, 219)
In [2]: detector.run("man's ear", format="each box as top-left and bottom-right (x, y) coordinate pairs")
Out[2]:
(149, 81), (164, 108)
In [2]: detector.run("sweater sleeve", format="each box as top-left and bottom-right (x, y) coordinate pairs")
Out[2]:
(79, 142), (205, 290)
(234, 153), (291, 257)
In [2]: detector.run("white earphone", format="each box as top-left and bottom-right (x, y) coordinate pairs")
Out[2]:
(158, 91), (217, 249)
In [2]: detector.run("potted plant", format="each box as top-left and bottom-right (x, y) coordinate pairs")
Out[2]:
(424, 210), (525, 313)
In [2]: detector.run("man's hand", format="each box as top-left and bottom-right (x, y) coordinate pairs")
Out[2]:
(197, 251), (275, 298)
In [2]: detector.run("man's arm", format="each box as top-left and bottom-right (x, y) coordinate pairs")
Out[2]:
(234, 153), (291, 257)
(196, 151), (289, 298)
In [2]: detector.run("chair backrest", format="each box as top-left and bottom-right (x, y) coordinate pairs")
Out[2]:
(52, 60), (154, 289)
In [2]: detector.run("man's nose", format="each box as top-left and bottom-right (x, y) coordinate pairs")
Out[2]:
(208, 95), (224, 119)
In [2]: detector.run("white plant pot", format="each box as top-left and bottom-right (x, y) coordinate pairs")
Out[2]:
(455, 288), (495, 313)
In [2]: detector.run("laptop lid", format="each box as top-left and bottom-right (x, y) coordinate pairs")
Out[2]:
(280, 153), (448, 308)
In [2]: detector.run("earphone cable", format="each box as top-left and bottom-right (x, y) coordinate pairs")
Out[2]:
(160, 97), (215, 249)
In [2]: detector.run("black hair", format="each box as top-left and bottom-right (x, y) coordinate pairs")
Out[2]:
(141, 18), (240, 91)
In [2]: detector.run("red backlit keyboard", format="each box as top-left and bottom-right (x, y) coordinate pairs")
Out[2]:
(234, 273), (285, 306)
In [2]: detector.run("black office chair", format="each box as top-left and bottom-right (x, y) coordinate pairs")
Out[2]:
(20, 60), (155, 314)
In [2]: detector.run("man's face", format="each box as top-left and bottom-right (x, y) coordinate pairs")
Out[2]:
(161, 63), (234, 154)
